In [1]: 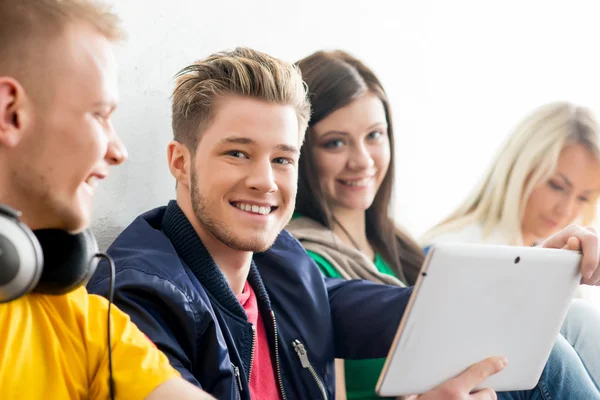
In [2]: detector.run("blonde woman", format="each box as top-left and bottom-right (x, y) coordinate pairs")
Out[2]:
(421, 101), (600, 384)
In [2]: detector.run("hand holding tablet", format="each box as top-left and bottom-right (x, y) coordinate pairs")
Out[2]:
(376, 242), (582, 397)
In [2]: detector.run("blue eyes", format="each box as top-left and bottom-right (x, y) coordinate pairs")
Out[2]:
(225, 151), (293, 165)
(227, 150), (248, 159)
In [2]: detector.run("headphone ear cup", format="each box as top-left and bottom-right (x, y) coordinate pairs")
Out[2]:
(79, 229), (100, 286)
(33, 229), (99, 295)
(0, 214), (44, 303)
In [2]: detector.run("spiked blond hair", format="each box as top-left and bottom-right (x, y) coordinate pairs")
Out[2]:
(171, 47), (311, 152)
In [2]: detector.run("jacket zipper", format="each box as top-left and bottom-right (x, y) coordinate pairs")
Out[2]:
(232, 362), (243, 399)
(292, 339), (328, 400)
(248, 324), (257, 382)
(271, 311), (288, 400)
(233, 325), (257, 399)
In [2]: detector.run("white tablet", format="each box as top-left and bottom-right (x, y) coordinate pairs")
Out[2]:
(376, 242), (582, 397)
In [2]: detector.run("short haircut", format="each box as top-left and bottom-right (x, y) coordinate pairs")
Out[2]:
(0, 0), (124, 85)
(171, 47), (311, 152)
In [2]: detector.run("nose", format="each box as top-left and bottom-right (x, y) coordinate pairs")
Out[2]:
(554, 194), (577, 220)
(246, 159), (277, 193)
(105, 124), (128, 166)
(347, 142), (374, 171)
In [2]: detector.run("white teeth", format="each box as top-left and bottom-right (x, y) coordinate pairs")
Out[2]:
(341, 178), (371, 187)
(234, 203), (272, 215)
(86, 176), (98, 189)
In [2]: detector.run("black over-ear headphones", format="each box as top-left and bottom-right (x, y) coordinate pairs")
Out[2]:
(0, 203), (99, 302)
(0, 203), (116, 399)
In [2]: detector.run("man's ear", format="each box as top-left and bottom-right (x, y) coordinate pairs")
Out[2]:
(167, 140), (193, 188)
(0, 77), (29, 148)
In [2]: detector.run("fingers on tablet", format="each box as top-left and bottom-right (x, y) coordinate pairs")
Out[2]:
(456, 356), (507, 390)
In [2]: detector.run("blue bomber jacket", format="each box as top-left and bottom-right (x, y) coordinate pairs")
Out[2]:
(87, 201), (412, 400)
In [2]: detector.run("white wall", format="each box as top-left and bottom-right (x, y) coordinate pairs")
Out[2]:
(92, 0), (600, 252)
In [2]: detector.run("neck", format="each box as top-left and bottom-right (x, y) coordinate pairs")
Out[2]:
(177, 198), (251, 295)
(331, 207), (374, 259)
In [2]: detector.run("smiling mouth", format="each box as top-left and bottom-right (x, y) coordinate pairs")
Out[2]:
(85, 176), (100, 190)
(338, 177), (373, 187)
(541, 217), (558, 226)
(231, 202), (278, 216)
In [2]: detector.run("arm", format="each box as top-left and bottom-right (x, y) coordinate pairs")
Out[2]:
(88, 268), (203, 386)
(334, 358), (347, 400)
(146, 378), (215, 400)
(326, 277), (413, 360)
(306, 251), (347, 398)
(85, 288), (200, 400)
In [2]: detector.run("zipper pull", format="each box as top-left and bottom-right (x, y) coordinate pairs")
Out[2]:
(233, 364), (243, 392)
(292, 340), (310, 368)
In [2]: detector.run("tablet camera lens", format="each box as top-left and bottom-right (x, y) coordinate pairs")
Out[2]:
(514, 256), (520, 264)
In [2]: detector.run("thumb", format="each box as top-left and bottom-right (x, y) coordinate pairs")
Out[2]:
(452, 356), (507, 390)
(564, 237), (581, 251)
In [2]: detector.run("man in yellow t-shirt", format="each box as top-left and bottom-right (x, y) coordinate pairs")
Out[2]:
(0, 1), (213, 398)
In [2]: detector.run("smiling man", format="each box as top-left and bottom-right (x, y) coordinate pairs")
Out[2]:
(88, 48), (313, 399)
(88, 48), (600, 400)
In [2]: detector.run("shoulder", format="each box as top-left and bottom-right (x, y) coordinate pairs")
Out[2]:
(83, 288), (181, 399)
(88, 220), (196, 300)
(255, 229), (327, 285)
(0, 288), (90, 323)
(265, 228), (317, 260)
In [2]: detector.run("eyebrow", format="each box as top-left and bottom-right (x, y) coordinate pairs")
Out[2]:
(220, 136), (254, 145)
(218, 136), (299, 155)
(321, 121), (387, 137)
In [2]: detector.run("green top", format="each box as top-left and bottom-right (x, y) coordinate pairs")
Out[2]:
(306, 249), (396, 400)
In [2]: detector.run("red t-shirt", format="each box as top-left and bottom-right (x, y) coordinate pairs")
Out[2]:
(236, 282), (281, 400)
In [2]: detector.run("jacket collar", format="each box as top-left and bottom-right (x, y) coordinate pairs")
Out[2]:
(161, 200), (272, 319)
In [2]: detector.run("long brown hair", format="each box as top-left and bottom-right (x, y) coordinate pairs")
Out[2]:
(295, 50), (424, 285)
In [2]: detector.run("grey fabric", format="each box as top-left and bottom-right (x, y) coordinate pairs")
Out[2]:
(287, 216), (406, 287)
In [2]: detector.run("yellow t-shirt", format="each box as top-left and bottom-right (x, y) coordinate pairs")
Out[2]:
(0, 286), (180, 399)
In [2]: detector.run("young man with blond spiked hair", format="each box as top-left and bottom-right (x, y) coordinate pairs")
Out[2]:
(0, 1), (215, 398)
(89, 48), (600, 400)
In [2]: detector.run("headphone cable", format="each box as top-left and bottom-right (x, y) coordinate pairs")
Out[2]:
(94, 253), (116, 400)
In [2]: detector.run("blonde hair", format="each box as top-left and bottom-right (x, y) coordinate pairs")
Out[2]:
(421, 101), (600, 246)
(171, 47), (311, 153)
(0, 0), (124, 74)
